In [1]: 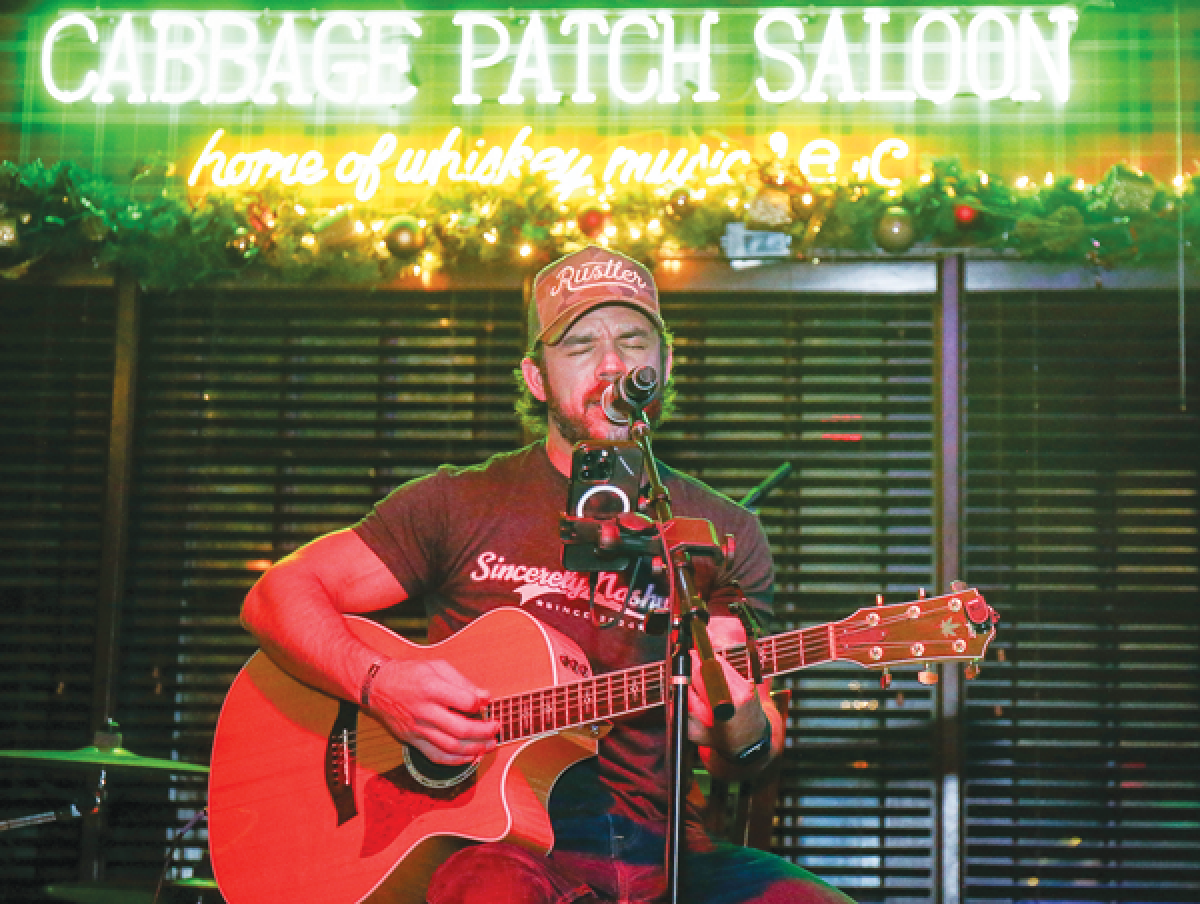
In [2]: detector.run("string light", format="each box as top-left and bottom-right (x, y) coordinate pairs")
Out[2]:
(519, 243), (532, 257)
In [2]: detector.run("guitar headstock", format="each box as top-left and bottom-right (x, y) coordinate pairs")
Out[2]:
(833, 587), (998, 674)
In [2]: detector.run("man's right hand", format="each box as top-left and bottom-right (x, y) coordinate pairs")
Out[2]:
(241, 529), (500, 768)
(365, 658), (499, 766)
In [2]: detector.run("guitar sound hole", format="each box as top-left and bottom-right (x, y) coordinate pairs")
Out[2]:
(403, 745), (478, 789)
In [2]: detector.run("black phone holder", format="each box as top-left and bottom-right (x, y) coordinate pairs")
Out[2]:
(559, 511), (732, 635)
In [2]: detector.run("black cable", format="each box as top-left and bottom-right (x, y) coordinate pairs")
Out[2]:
(152, 807), (208, 904)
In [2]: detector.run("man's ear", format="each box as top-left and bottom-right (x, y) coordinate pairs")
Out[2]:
(521, 356), (548, 402)
(663, 345), (674, 384)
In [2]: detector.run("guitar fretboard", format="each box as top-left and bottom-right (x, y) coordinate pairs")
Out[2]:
(484, 623), (836, 744)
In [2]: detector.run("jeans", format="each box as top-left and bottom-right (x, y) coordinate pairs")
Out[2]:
(426, 813), (857, 904)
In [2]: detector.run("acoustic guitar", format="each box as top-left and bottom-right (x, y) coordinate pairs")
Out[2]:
(208, 588), (997, 904)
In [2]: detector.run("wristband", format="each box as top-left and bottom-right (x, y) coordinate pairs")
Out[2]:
(359, 657), (388, 709)
(733, 716), (773, 766)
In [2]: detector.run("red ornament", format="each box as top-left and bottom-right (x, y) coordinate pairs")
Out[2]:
(576, 206), (609, 239)
(954, 201), (981, 228)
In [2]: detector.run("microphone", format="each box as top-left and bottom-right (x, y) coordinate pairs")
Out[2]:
(600, 366), (659, 425)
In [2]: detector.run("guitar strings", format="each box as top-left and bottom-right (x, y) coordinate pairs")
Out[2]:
(341, 601), (964, 758)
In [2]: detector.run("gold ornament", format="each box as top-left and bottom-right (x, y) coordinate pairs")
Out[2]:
(383, 215), (426, 258)
(80, 210), (110, 243)
(745, 189), (793, 228)
(875, 206), (916, 253)
(1107, 165), (1158, 213)
(312, 205), (363, 250)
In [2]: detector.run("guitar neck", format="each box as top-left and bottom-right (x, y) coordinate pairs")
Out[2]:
(485, 622), (836, 744)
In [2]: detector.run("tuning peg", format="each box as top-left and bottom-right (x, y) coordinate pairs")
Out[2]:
(951, 580), (966, 592)
(917, 663), (938, 685)
(879, 668), (892, 690)
(918, 587), (926, 599)
(964, 661), (981, 681)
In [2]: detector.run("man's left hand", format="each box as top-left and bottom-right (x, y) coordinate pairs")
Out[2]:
(686, 615), (771, 757)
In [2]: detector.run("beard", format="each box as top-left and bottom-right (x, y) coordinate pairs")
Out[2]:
(544, 382), (665, 446)
(546, 388), (628, 445)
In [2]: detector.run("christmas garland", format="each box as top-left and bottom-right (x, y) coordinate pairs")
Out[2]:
(0, 155), (1195, 291)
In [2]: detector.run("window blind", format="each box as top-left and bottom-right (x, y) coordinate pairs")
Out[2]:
(963, 289), (1200, 904)
(657, 291), (938, 901)
(0, 285), (115, 901)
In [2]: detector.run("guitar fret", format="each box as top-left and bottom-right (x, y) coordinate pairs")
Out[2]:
(476, 591), (987, 749)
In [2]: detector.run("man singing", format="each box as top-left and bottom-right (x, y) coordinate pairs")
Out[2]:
(241, 246), (856, 904)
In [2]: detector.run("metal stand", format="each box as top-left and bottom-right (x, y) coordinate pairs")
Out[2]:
(626, 414), (736, 904)
(0, 771), (104, 836)
(558, 399), (735, 904)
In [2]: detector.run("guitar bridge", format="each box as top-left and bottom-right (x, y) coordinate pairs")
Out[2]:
(325, 700), (359, 825)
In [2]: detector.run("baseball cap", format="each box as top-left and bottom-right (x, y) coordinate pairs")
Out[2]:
(528, 246), (663, 348)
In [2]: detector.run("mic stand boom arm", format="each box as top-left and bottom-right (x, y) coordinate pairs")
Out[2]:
(627, 410), (734, 904)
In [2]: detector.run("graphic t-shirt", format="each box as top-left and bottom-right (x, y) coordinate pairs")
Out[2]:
(354, 441), (774, 830)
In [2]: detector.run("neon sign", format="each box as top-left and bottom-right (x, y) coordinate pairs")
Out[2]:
(186, 125), (912, 202)
(42, 7), (1078, 108)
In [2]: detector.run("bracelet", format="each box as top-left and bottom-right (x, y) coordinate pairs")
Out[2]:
(359, 657), (388, 709)
(733, 716), (773, 766)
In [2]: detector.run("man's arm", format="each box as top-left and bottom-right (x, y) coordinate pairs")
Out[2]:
(241, 528), (497, 766)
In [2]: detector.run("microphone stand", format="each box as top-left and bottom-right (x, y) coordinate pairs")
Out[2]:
(624, 404), (734, 904)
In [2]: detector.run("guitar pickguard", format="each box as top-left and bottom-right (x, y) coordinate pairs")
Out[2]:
(361, 762), (477, 858)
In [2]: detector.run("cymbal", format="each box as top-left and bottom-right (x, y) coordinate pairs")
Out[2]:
(44, 879), (219, 904)
(43, 881), (153, 904)
(0, 746), (208, 773)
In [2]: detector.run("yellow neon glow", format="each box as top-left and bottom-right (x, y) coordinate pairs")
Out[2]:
(187, 127), (918, 202)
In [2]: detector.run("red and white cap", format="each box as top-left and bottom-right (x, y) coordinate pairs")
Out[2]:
(528, 246), (663, 348)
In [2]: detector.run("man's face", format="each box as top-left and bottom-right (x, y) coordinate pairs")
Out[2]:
(523, 304), (668, 446)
